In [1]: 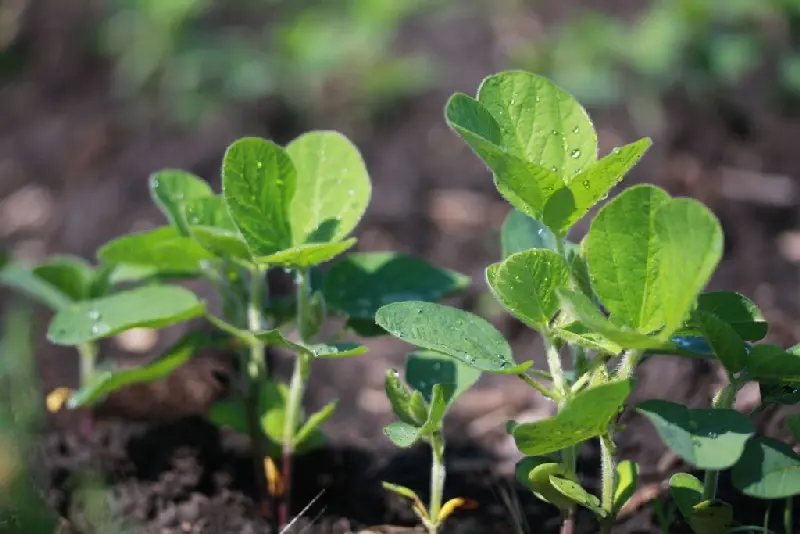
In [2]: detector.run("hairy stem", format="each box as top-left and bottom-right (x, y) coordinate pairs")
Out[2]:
(428, 431), (446, 534)
(544, 335), (567, 398)
(600, 433), (616, 517)
(517, 372), (558, 401)
(616, 349), (643, 380)
(77, 342), (97, 386)
(279, 268), (313, 526)
(244, 266), (271, 519)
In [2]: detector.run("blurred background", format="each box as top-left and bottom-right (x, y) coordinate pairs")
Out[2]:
(2, 0), (800, 531)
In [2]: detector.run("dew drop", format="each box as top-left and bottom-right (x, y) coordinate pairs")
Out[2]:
(612, 147), (620, 153)
(570, 149), (581, 159)
(390, 369), (400, 379)
(433, 362), (441, 371)
(91, 324), (109, 336)
(535, 96), (541, 103)
(551, 129), (558, 135)
(551, 166), (558, 173)
(256, 161), (263, 169)
(707, 431), (719, 439)
(347, 189), (355, 196)
(152, 178), (160, 187)
(572, 126), (579, 134)
(582, 180), (591, 190)
(88, 310), (101, 321)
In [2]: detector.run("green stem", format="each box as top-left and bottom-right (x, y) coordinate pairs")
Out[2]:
(600, 433), (616, 521)
(244, 266), (270, 518)
(616, 349), (643, 380)
(280, 268), (313, 526)
(785, 497), (793, 534)
(518, 372), (558, 401)
(544, 335), (567, 399)
(77, 342), (97, 386)
(703, 382), (737, 501)
(428, 431), (446, 534)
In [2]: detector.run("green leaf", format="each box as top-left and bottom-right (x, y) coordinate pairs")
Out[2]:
(325, 252), (469, 320)
(256, 239), (356, 269)
(293, 399), (337, 449)
(669, 473), (704, 521)
(500, 209), (558, 257)
(385, 369), (427, 426)
(286, 131), (371, 245)
(47, 285), (204, 345)
(68, 329), (231, 407)
(376, 301), (529, 374)
(516, 457), (579, 511)
(692, 310), (747, 374)
(0, 263), (73, 311)
(557, 289), (661, 349)
(513, 379), (632, 455)
(97, 226), (215, 272)
(635, 399), (754, 469)
(476, 71), (597, 178)
(586, 184), (671, 333)
(543, 138), (652, 235)
(405, 350), (481, 408)
(612, 460), (638, 515)
(553, 321), (624, 356)
(149, 169), (214, 235)
(33, 256), (95, 302)
(655, 198), (724, 335)
(346, 318), (387, 337)
(689, 500), (733, 534)
(305, 342), (367, 359)
(747, 345), (800, 383)
(549, 477), (606, 518)
(183, 195), (250, 260)
(222, 137), (295, 256)
(384, 421), (423, 448)
(444, 93), (564, 220)
(759, 381), (800, 405)
(382, 481), (423, 503)
(565, 245), (595, 301)
(487, 249), (570, 330)
(731, 436), (800, 499)
(694, 291), (767, 341)
(423, 383), (451, 430)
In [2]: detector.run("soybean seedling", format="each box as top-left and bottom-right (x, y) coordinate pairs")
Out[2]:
(382, 350), (480, 533)
(32, 131), (469, 527)
(372, 69), (800, 534)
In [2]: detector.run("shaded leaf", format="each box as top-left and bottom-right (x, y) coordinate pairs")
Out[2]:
(33, 256), (95, 302)
(293, 399), (337, 449)
(376, 301), (529, 374)
(689, 500), (733, 534)
(286, 131), (371, 245)
(731, 436), (800, 499)
(222, 137), (295, 256)
(695, 291), (767, 341)
(670, 473), (704, 521)
(513, 379), (632, 455)
(325, 252), (469, 320)
(183, 195), (250, 260)
(500, 209), (558, 258)
(405, 350), (480, 408)
(0, 263), (73, 311)
(47, 286), (204, 345)
(516, 457), (579, 511)
(98, 226), (215, 272)
(693, 310), (747, 374)
(636, 399), (754, 469)
(747, 344), (800, 383)
(149, 169), (213, 235)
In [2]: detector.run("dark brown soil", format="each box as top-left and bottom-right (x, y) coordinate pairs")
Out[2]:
(3, 1), (800, 533)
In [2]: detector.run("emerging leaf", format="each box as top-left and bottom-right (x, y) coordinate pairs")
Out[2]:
(513, 379), (632, 455)
(516, 457), (579, 511)
(149, 170), (214, 235)
(385, 369), (428, 427)
(612, 460), (638, 515)
(256, 239), (357, 269)
(376, 301), (529, 374)
(222, 137), (296, 256)
(47, 286), (204, 346)
(293, 399), (338, 450)
(384, 421), (423, 448)
(636, 399), (754, 469)
(98, 226), (216, 273)
(669, 473), (704, 522)
(183, 195), (250, 260)
(549, 477), (606, 518)
(405, 350), (480, 408)
(286, 131), (371, 245)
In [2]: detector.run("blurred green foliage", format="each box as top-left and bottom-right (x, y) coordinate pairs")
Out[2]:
(514, 0), (800, 127)
(96, 0), (445, 124)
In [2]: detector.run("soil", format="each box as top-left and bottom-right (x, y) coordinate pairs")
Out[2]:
(3, 1), (800, 533)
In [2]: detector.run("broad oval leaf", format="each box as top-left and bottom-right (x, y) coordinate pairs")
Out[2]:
(0, 263), (73, 311)
(286, 131), (371, 245)
(731, 436), (800, 499)
(149, 169), (214, 235)
(33, 255), (95, 302)
(68, 329), (231, 408)
(375, 301), (529, 374)
(746, 344), (800, 383)
(549, 477), (606, 518)
(47, 285), (204, 345)
(695, 291), (767, 341)
(183, 195), (250, 260)
(98, 226), (215, 272)
(586, 184), (671, 333)
(543, 138), (653, 235)
(515, 457), (579, 511)
(222, 137), (296, 256)
(669, 473), (704, 521)
(501, 209), (558, 258)
(257, 239), (356, 269)
(405, 350), (481, 409)
(476, 71), (597, 178)
(488, 249), (570, 330)
(513, 379), (632, 455)
(636, 399), (754, 469)
(654, 198), (724, 335)
(384, 421), (423, 448)
(324, 252), (469, 320)
(692, 310), (747, 374)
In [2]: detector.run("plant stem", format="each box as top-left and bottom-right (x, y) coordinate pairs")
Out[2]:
(703, 382), (737, 501)
(517, 372), (558, 401)
(77, 342), (97, 386)
(600, 434), (615, 513)
(244, 266), (271, 519)
(617, 349), (643, 380)
(279, 268), (313, 527)
(544, 335), (567, 399)
(427, 430), (446, 534)
(785, 497), (793, 534)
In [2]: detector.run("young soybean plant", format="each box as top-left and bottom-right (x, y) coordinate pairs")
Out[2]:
(373, 70), (756, 533)
(37, 131), (469, 527)
(382, 350), (480, 533)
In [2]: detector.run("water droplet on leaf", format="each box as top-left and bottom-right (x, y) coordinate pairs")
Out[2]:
(570, 149), (581, 159)
(572, 126), (579, 134)
(582, 180), (591, 190)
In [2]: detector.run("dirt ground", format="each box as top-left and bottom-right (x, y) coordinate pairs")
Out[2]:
(3, 1), (800, 533)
